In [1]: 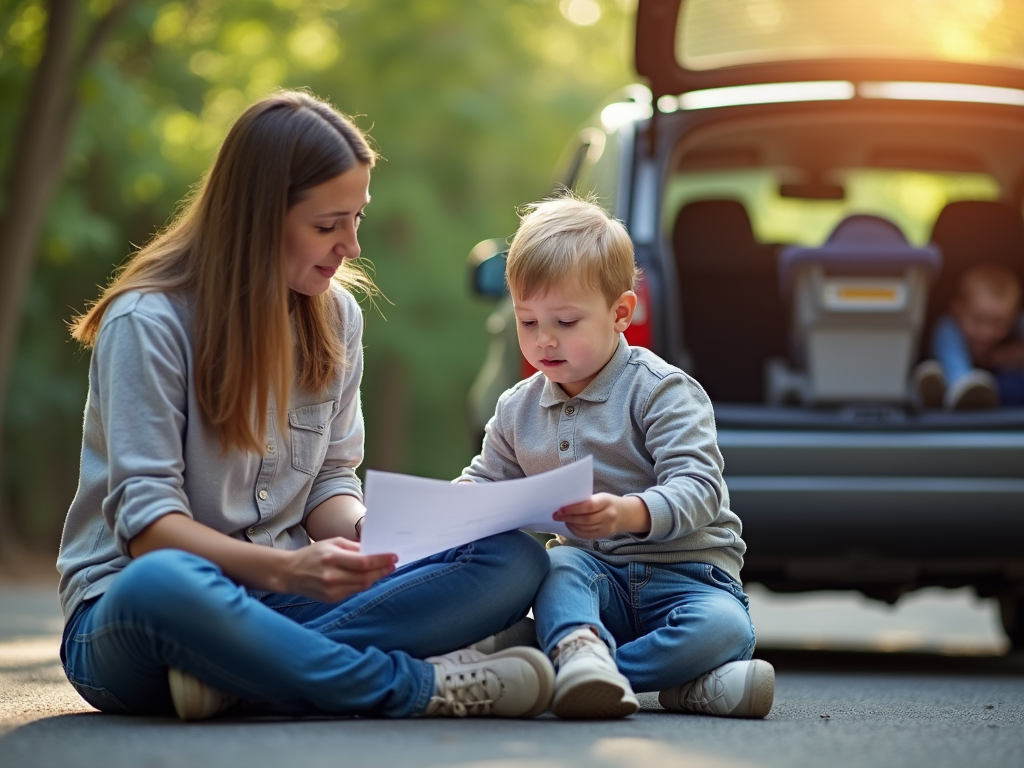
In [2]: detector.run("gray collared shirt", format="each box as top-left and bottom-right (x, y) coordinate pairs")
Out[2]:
(57, 288), (365, 618)
(458, 335), (745, 580)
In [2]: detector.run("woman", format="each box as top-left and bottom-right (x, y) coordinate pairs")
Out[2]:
(57, 90), (553, 720)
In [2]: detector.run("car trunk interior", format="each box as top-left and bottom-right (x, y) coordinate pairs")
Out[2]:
(662, 102), (1024, 428)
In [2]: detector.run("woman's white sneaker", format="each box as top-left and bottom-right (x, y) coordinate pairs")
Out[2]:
(551, 628), (639, 719)
(167, 667), (240, 721)
(658, 659), (775, 719)
(423, 645), (554, 718)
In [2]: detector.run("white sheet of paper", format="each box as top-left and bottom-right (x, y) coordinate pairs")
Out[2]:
(360, 456), (593, 565)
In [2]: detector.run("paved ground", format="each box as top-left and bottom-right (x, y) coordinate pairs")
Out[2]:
(2, 581), (1023, 768)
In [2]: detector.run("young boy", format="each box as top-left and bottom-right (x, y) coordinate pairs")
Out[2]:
(915, 263), (1024, 408)
(458, 196), (774, 720)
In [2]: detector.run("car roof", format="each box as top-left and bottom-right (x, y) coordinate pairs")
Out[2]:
(636, 0), (1024, 100)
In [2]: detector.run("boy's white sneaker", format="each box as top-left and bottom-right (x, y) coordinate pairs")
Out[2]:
(658, 659), (775, 719)
(167, 667), (240, 721)
(424, 645), (554, 718)
(912, 360), (946, 409)
(947, 369), (999, 409)
(470, 617), (539, 654)
(551, 628), (639, 719)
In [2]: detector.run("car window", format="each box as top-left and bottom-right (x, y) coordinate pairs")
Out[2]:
(567, 126), (622, 216)
(663, 168), (1000, 246)
(678, 0), (1024, 71)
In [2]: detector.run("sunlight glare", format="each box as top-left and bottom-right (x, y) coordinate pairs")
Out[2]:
(560, 0), (602, 27)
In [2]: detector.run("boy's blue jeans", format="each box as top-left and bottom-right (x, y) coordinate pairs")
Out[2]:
(534, 546), (755, 693)
(60, 531), (547, 719)
(933, 314), (1024, 405)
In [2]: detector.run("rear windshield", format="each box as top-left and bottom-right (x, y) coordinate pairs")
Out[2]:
(663, 168), (1000, 246)
(679, 0), (1024, 71)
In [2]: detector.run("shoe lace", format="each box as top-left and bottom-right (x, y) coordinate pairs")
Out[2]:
(425, 669), (499, 717)
(680, 672), (725, 714)
(556, 635), (602, 669)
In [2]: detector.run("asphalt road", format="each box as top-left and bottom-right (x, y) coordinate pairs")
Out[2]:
(2, 584), (1023, 768)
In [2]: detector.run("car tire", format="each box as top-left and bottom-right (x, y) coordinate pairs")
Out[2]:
(999, 593), (1024, 651)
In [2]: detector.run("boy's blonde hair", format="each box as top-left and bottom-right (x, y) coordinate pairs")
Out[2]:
(957, 263), (1022, 310)
(506, 195), (637, 304)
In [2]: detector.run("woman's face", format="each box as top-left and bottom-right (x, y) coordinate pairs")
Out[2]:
(283, 163), (371, 296)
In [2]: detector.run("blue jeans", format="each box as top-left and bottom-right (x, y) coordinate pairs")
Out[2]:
(534, 546), (755, 693)
(60, 531), (547, 718)
(932, 314), (1024, 405)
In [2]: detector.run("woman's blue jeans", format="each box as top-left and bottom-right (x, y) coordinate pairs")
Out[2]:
(60, 531), (548, 719)
(534, 546), (755, 693)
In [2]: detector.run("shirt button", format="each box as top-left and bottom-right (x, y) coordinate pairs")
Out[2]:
(317, 424), (325, 434)
(247, 527), (256, 536)
(266, 444), (275, 454)
(258, 489), (268, 500)
(559, 440), (570, 451)
(565, 405), (575, 416)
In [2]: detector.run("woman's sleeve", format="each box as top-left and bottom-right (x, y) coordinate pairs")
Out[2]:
(95, 309), (193, 556)
(305, 292), (365, 514)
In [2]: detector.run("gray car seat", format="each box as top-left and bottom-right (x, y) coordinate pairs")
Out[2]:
(672, 199), (786, 403)
(772, 215), (940, 405)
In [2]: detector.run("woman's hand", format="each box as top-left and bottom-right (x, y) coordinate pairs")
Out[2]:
(128, 512), (396, 600)
(281, 538), (397, 602)
(552, 493), (651, 540)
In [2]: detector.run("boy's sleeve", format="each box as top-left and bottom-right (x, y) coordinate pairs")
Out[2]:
(628, 374), (728, 542)
(455, 392), (525, 483)
(305, 292), (365, 514)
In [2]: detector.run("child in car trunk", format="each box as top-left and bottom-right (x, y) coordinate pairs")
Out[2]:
(458, 195), (775, 720)
(916, 263), (1024, 408)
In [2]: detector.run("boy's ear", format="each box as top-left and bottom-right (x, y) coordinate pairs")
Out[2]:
(613, 291), (637, 331)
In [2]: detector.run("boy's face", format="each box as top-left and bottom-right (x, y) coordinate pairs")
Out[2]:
(513, 280), (636, 398)
(952, 292), (1018, 359)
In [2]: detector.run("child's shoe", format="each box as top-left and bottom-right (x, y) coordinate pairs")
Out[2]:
(423, 645), (554, 718)
(946, 370), (999, 409)
(912, 360), (946, 409)
(167, 667), (240, 721)
(470, 617), (539, 654)
(658, 659), (774, 719)
(551, 628), (639, 719)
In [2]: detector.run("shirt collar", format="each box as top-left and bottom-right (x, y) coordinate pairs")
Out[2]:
(538, 335), (631, 407)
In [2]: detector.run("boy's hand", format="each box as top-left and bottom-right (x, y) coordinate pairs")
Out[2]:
(553, 494), (651, 540)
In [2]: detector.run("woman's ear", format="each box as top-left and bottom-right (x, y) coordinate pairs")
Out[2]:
(613, 290), (637, 332)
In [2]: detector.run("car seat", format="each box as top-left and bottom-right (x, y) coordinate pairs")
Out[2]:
(672, 199), (786, 403)
(773, 215), (940, 404)
(926, 200), (1024, 347)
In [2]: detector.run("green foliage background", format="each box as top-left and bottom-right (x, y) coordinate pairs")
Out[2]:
(0, 0), (634, 546)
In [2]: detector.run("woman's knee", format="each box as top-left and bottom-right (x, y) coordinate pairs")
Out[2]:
(105, 549), (231, 619)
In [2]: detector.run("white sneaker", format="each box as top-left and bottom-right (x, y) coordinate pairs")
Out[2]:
(946, 369), (999, 409)
(658, 659), (775, 719)
(912, 360), (946, 409)
(423, 645), (554, 718)
(551, 628), (638, 719)
(470, 617), (539, 654)
(167, 667), (240, 721)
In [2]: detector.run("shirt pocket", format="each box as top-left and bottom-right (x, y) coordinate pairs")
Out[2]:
(288, 400), (336, 476)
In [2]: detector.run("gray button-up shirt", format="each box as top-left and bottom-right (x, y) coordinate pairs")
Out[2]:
(458, 336), (745, 580)
(57, 288), (365, 618)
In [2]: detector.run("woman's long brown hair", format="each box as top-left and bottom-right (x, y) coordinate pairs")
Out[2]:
(70, 91), (377, 454)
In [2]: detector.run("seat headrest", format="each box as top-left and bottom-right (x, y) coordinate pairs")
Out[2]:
(929, 200), (1024, 274)
(673, 199), (766, 273)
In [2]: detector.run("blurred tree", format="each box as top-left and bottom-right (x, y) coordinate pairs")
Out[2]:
(0, 0), (634, 556)
(0, 0), (140, 558)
